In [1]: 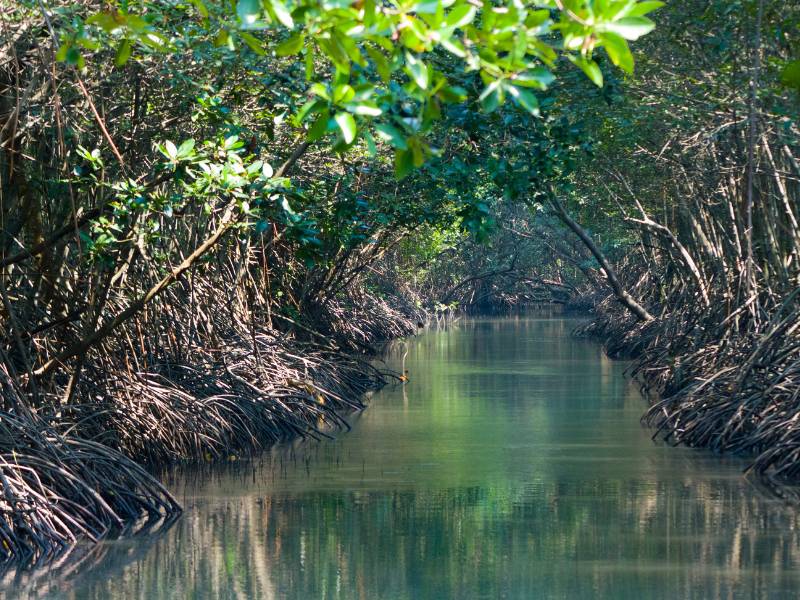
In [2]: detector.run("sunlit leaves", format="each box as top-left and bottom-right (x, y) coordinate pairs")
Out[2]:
(163, 140), (178, 161)
(268, 0), (295, 28)
(598, 16), (656, 40)
(59, 10), (170, 69)
(445, 4), (476, 28)
(344, 102), (382, 116)
(334, 112), (357, 144)
(479, 79), (505, 112)
(507, 85), (539, 116)
(58, 0), (661, 177)
(600, 32), (634, 73)
(405, 53), (430, 90)
(512, 67), (555, 90)
(332, 84), (355, 104)
(276, 33), (304, 56)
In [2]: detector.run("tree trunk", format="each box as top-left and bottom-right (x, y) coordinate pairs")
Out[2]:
(549, 196), (654, 322)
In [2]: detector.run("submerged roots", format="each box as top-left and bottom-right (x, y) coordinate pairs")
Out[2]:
(578, 271), (800, 497)
(0, 279), (419, 563)
(0, 403), (179, 563)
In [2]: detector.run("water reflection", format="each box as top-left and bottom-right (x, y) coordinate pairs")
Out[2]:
(4, 318), (800, 599)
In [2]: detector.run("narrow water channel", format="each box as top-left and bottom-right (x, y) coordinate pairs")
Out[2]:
(6, 317), (800, 598)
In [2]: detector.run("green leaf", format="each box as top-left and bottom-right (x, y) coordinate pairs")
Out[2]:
(239, 31), (266, 54)
(177, 139), (196, 157)
(526, 9), (550, 28)
(66, 46), (84, 68)
(413, 0), (439, 14)
(191, 0), (209, 19)
(781, 60), (800, 91)
(268, 0), (294, 28)
(440, 37), (466, 58)
(395, 148), (415, 178)
(332, 84), (355, 104)
(479, 79), (504, 112)
(601, 16), (655, 40)
(600, 32), (633, 74)
(512, 67), (555, 90)
(307, 112), (331, 141)
(317, 37), (350, 71)
(214, 29), (230, 47)
(55, 42), (70, 62)
(86, 12), (122, 33)
(343, 102), (382, 116)
(569, 56), (603, 87)
(137, 31), (169, 51)
(626, 1), (665, 17)
(437, 85), (467, 103)
(114, 39), (132, 67)
(374, 124), (408, 150)
(275, 32), (304, 56)
(305, 44), (315, 79)
(76, 36), (101, 51)
(405, 52), (430, 89)
(508, 85), (539, 116)
(445, 5), (476, 28)
(364, 130), (377, 157)
(334, 112), (357, 144)
(164, 140), (178, 160)
(310, 83), (330, 100)
(409, 137), (424, 167)
(366, 46), (391, 82)
(237, 0), (261, 25)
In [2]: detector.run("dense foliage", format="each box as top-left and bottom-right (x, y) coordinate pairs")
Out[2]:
(2, 0), (800, 567)
(1, 0), (663, 562)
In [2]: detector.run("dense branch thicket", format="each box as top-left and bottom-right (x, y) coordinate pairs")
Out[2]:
(2, 0), (799, 568)
(2, 0), (658, 562)
(567, 0), (800, 494)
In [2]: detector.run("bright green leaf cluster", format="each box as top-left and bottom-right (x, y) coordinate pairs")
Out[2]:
(54, 0), (661, 177)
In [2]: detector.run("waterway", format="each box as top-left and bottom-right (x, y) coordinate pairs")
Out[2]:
(5, 317), (799, 598)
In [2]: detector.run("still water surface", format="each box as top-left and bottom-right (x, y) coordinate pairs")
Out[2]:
(5, 317), (800, 598)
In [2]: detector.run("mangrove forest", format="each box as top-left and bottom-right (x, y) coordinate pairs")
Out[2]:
(1, 0), (800, 596)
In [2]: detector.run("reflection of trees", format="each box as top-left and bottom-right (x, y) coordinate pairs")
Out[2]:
(21, 478), (799, 599)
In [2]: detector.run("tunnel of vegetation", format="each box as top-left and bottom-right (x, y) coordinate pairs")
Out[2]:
(1, 0), (799, 564)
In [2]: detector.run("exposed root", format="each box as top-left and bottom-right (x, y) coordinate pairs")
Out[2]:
(578, 262), (800, 496)
(58, 334), (387, 465)
(0, 370), (179, 563)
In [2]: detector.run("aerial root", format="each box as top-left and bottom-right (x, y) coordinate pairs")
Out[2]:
(577, 259), (800, 495)
(0, 404), (180, 564)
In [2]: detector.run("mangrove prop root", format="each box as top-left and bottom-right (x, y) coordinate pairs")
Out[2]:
(577, 256), (800, 498)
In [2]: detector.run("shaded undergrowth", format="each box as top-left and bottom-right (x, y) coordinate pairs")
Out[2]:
(1, 279), (422, 564)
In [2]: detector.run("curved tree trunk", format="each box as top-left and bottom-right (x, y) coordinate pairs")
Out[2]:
(548, 196), (654, 323)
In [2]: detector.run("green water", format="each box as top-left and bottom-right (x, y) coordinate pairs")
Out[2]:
(5, 317), (800, 598)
